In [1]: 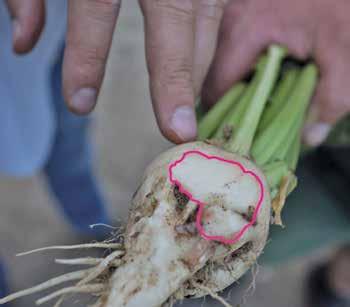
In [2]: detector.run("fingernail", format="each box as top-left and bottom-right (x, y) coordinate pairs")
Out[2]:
(13, 20), (22, 43)
(70, 88), (97, 114)
(170, 106), (197, 141)
(303, 122), (331, 147)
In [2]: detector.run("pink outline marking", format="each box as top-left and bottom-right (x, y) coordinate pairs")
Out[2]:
(168, 150), (265, 245)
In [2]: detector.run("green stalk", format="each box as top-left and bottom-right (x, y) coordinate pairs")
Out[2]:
(195, 45), (317, 190)
(273, 115), (303, 163)
(213, 57), (267, 140)
(198, 83), (246, 140)
(263, 161), (289, 189)
(258, 68), (299, 132)
(251, 64), (318, 166)
(285, 131), (301, 171)
(226, 45), (287, 156)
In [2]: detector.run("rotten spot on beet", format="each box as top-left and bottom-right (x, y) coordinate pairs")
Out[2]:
(175, 222), (197, 236)
(225, 242), (254, 263)
(148, 270), (159, 287)
(144, 192), (159, 217)
(179, 258), (193, 272)
(187, 207), (198, 223)
(241, 206), (257, 226)
(173, 185), (189, 209)
(133, 215), (141, 223)
(123, 286), (142, 306)
(204, 139), (225, 148)
(223, 125), (233, 141)
(108, 266), (117, 275)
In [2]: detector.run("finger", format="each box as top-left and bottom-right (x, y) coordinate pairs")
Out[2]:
(6, 0), (45, 53)
(201, 0), (265, 107)
(303, 48), (350, 147)
(140, 0), (197, 143)
(63, 0), (121, 115)
(193, 0), (227, 96)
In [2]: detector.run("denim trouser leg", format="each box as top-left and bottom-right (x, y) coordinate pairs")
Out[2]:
(0, 262), (8, 301)
(44, 51), (110, 237)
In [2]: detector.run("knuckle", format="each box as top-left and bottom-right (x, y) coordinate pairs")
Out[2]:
(159, 57), (192, 85)
(68, 46), (106, 83)
(142, 0), (195, 21)
(318, 83), (348, 119)
(86, 0), (121, 22)
(151, 56), (194, 100)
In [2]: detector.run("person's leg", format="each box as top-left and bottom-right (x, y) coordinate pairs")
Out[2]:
(44, 50), (111, 237)
(0, 261), (8, 303)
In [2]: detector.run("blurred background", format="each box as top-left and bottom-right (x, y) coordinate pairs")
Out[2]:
(0, 1), (348, 307)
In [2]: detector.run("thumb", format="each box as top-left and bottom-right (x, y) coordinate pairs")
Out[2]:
(303, 60), (350, 147)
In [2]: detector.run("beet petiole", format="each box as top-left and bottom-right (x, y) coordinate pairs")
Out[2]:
(198, 83), (246, 140)
(263, 161), (290, 189)
(226, 45), (287, 156)
(251, 64), (318, 166)
(258, 67), (299, 132)
(213, 60), (265, 141)
(285, 132), (302, 171)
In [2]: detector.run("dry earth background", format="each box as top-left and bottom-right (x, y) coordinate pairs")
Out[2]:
(0, 1), (328, 307)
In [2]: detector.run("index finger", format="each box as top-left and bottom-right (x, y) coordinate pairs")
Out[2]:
(63, 0), (121, 115)
(140, 0), (197, 143)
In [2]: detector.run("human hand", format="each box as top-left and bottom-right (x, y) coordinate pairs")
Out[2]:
(6, 0), (121, 114)
(139, 0), (228, 143)
(202, 0), (350, 147)
(143, 0), (350, 146)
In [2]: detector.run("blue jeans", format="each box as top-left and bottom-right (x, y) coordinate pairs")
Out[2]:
(0, 50), (111, 300)
(0, 263), (7, 303)
(44, 49), (111, 237)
